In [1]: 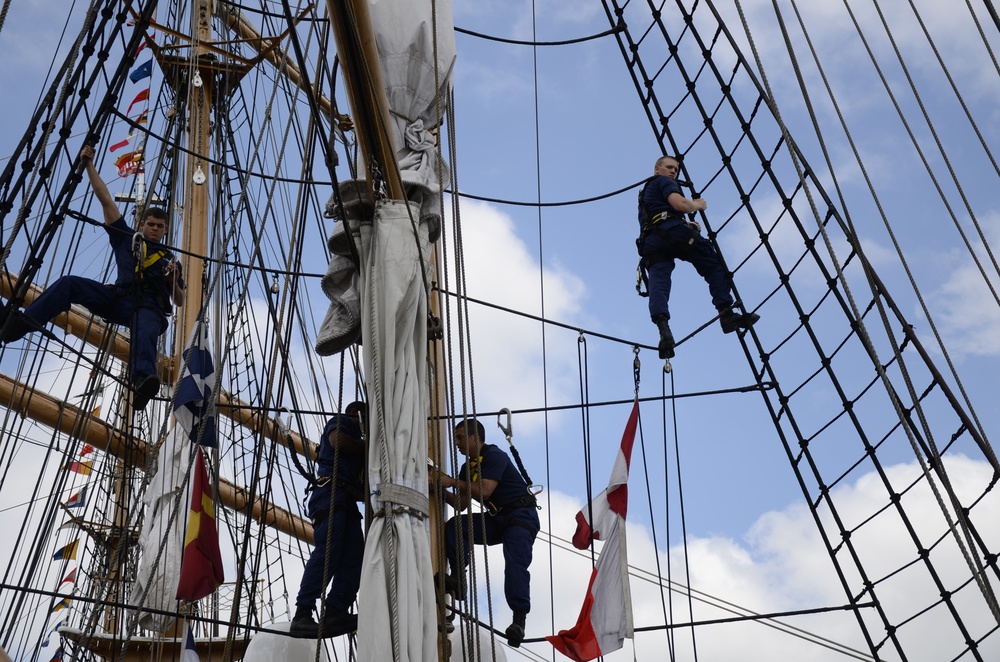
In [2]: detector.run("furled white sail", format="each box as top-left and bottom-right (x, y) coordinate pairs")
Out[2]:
(315, 0), (454, 356)
(314, 2), (456, 657)
(131, 426), (190, 632)
(355, 199), (436, 659)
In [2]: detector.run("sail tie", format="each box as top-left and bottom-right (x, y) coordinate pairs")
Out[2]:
(372, 483), (428, 520)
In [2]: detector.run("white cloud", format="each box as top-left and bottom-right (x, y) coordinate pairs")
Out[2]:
(441, 198), (586, 424)
(926, 213), (1000, 357)
(454, 455), (1000, 661)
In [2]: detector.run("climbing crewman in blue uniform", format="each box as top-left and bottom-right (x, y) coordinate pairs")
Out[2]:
(637, 154), (759, 358)
(432, 418), (540, 648)
(0, 144), (184, 410)
(290, 401), (367, 639)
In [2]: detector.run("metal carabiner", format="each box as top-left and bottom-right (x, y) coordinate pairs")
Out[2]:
(497, 407), (513, 443)
(132, 231), (145, 262)
(276, 406), (290, 439)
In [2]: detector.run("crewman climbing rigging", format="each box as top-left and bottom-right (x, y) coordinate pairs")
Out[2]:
(430, 416), (541, 648)
(636, 155), (759, 359)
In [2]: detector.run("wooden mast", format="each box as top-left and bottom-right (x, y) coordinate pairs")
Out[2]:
(172, 0), (213, 353)
(326, 2), (450, 658)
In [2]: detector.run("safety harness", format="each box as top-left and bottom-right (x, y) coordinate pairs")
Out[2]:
(483, 409), (542, 524)
(635, 180), (697, 297)
(123, 233), (178, 313)
(284, 410), (366, 515)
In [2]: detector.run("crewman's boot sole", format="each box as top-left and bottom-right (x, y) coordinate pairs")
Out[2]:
(719, 309), (760, 334)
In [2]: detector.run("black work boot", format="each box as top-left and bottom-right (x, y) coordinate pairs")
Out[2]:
(289, 605), (319, 639)
(0, 310), (35, 344)
(319, 608), (358, 638)
(435, 572), (467, 600)
(653, 316), (675, 359)
(506, 610), (527, 648)
(132, 374), (160, 411)
(718, 307), (760, 334)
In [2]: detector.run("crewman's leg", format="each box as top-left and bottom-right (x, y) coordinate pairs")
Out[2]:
(645, 258), (676, 323)
(326, 509), (364, 611)
(501, 514), (538, 648)
(296, 514), (331, 608)
(128, 306), (167, 382)
(445, 512), (489, 573)
(684, 236), (734, 311)
(24, 276), (118, 327)
(501, 519), (537, 615)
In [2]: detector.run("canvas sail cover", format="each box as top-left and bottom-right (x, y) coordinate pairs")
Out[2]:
(132, 426), (190, 632)
(355, 199), (436, 659)
(315, 0), (455, 356)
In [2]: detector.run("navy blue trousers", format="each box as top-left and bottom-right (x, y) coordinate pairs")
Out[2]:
(643, 224), (733, 322)
(23, 275), (167, 383)
(296, 507), (364, 611)
(445, 508), (539, 613)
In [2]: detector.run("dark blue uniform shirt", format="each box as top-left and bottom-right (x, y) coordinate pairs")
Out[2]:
(106, 217), (177, 315)
(459, 444), (530, 508)
(308, 413), (365, 519)
(639, 175), (685, 232)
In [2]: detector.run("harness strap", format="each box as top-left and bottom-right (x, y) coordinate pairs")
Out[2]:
(135, 248), (167, 273)
(487, 494), (539, 516)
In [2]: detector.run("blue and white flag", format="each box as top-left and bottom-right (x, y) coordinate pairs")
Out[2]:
(41, 619), (63, 647)
(173, 313), (217, 448)
(181, 618), (200, 662)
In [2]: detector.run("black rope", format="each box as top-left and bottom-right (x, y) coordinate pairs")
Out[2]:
(454, 22), (622, 47)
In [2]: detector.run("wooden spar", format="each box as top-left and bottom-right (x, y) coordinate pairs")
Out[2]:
(326, 0), (404, 200)
(0, 372), (314, 544)
(217, 5), (340, 124)
(218, 391), (317, 461)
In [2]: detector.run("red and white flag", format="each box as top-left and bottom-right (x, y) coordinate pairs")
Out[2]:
(547, 399), (638, 661)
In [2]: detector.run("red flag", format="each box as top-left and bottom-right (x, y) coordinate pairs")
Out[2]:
(65, 485), (88, 509)
(109, 135), (133, 152)
(61, 461), (92, 476)
(547, 400), (637, 661)
(79, 444), (95, 457)
(115, 150), (143, 177)
(126, 88), (149, 115)
(57, 568), (77, 588)
(176, 447), (224, 601)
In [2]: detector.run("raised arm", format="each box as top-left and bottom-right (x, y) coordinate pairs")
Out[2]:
(80, 145), (122, 225)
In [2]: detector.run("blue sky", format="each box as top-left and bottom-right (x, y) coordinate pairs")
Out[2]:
(2, 1), (1000, 660)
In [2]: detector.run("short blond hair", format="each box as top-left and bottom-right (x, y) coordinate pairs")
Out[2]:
(654, 155), (678, 173)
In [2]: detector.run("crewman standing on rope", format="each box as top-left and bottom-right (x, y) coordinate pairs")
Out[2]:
(637, 155), (758, 358)
(432, 418), (540, 648)
(290, 401), (367, 639)
(0, 144), (184, 410)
